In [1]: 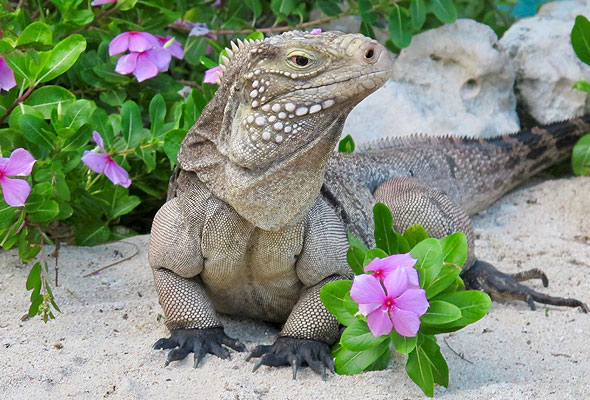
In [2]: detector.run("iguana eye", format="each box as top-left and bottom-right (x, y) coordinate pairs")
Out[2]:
(291, 55), (309, 66)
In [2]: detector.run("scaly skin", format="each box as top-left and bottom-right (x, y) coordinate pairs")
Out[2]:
(149, 31), (588, 378)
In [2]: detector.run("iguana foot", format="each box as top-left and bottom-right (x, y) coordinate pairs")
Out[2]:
(246, 337), (334, 380)
(461, 260), (589, 313)
(154, 327), (247, 367)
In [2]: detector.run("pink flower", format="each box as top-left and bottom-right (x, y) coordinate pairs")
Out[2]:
(82, 131), (131, 188)
(91, 0), (116, 5)
(0, 148), (36, 207)
(364, 253), (419, 285)
(109, 32), (160, 56)
(350, 267), (429, 337)
(155, 35), (184, 60)
(204, 65), (223, 84)
(310, 28), (322, 34)
(0, 56), (16, 92)
(115, 48), (172, 82)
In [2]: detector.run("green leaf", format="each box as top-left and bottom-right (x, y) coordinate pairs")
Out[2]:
(24, 85), (75, 119)
(28, 199), (59, 223)
(366, 347), (392, 371)
(410, 239), (443, 288)
(338, 134), (355, 153)
(390, 329), (417, 354)
(149, 94), (166, 135)
(341, 320), (389, 351)
(163, 128), (186, 164)
(572, 15), (590, 65)
(118, 0), (138, 11)
(573, 80), (590, 92)
(423, 291), (491, 334)
(76, 223), (110, 246)
(62, 124), (92, 152)
(439, 232), (468, 267)
(406, 342), (434, 397)
(246, 32), (265, 41)
(373, 202), (396, 254)
(318, 0), (341, 17)
(320, 280), (357, 326)
(347, 246), (366, 275)
(18, 114), (56, 156)
(347, 231), (368, 252)
(430, 0), (457, 24)
(410, 0), (426, 30)
(389, 6), (412, 49)
(26, 262), (42, 291)
(99, 89), (126, 107)
(17, 21), (52, 46)
(572, 134), (590, 176)
(421, 335), (449, 387)
(139, 147), (156, 172)
(19, 228), (40, 262)
(425, 265), (461, 299)
(333, 340), (390, 375)
(420, 300), (461, 325)
(37, 34), (86, 83)
(63, 99), (95, 131)
(96, 186), (141, 221)
(403, 224), (429, 248)
(363, 248), (389, 267)
(245, 0), (263, 18)
(271, 0), (297, 16)
(0, 204), (19, 230)
(121, 100), (144, 149)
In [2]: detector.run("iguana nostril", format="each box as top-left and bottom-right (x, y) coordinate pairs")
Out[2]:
(365, 49), (374, 59)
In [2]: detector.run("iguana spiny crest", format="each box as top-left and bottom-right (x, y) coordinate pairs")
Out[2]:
(178, 31), (392, 230)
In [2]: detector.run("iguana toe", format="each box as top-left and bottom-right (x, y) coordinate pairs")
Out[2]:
(461, 260), (589, 313)
(154, 327), (247, 368)
(248, 337), (334, 380)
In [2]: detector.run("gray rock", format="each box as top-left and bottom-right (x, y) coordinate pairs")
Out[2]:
(500, 0), (590, 124)
(344, 19), (519, 143)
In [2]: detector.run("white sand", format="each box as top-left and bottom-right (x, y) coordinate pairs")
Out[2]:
(1, 176), (589, 399)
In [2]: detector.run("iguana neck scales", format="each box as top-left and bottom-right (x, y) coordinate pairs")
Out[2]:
(150, 31), (588, 377)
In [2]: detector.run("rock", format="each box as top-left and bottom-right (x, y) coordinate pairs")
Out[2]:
(500, 0), (590, 124)
(344, 19), (519, 144)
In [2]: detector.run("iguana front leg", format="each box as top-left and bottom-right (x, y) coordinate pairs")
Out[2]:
(375, 177), (588, 312)
(149, 196), (246, 367)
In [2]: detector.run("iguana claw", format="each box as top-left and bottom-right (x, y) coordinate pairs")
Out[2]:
(247, 337), (334, 380)
(154, 327), (247, 368)
(461, 260), (589, 313)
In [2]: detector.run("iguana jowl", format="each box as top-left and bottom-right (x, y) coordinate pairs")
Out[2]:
(149, 31), (589, 377)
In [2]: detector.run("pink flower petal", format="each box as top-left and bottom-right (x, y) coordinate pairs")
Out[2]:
(310, 28), (322, 34)
(0, 56), (17, 92)
(402, 265), (420, 288)
(382, 266), (409, 299)
(350, 274), (386, 307)
(0, 176), (31, 207)
(395, 288), (429, 316)
(132, 55), (159, 82)
(128, 32), (159, 53)
(142, 48), (171, 72)
(104, 160), (131, 188)
(204, 66), (223, 84)
(115, 52), (138, 75)
(81, 150), (108, 174)
(367, 307), (394, 337)
(390, 307), (421, 337)
(109, 32), (131, 56)
(358, 302), (382, 316)
(91, 0), (117, 5)
(92, 131), (106, 153)
(364, 253), (417, 279)
(3, 148), (36, 177)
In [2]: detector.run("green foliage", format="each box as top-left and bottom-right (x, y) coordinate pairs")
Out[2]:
(321, 203), (491, 396)
(572, 134), (590, 176)
(570, 15), (590, 175)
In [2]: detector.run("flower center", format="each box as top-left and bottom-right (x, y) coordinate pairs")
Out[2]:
(383, 297), (395, 308)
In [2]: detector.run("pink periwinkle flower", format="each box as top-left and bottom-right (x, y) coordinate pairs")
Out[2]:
(0, 148), (36, 207)
(109, 32), (160, 56)
(82, 131), (131, 188)
(91, 0), (117, 5)
(204, 65), (223, 84)
(351, 265), (429, 337)
(364, 253), (419, 286)
(0, 56), (17, 92)
(115, 48), (172, 82)
(156, 35), (184, 60)
(310, 28), (322, 34)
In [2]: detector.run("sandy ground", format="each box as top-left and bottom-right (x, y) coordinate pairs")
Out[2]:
(1, 176), (589, 400)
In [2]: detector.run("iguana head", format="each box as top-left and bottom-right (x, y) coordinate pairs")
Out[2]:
(179, 31), (392, 230)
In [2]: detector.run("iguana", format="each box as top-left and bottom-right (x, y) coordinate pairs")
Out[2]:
(148, 30), (589, 378)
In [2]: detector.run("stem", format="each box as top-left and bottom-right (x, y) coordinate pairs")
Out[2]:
(178, 80), (201, 88)
(0, 85), (35, 125)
